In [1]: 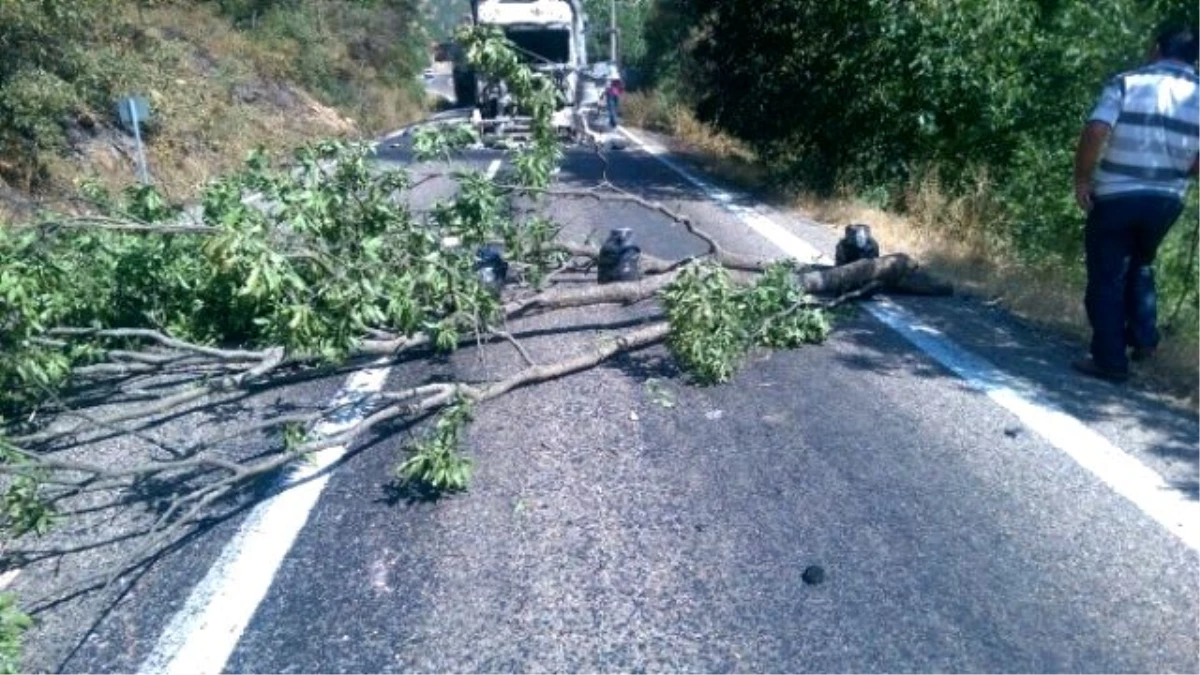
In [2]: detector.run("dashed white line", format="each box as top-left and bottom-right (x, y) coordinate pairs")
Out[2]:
(617, 125), (1200, 553)
(0, 569), (20, 591)
(139, 157), (506, 675)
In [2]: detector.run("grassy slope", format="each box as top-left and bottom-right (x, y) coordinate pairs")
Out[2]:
(1, 1), (432, 217)
(621, 90), (1200, 408)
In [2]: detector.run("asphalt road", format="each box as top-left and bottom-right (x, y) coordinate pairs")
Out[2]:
(11, 122), (1199, 673)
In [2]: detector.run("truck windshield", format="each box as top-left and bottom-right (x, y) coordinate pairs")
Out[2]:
(505, 28), (570, 64)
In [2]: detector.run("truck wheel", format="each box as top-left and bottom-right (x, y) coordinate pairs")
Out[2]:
(452, 69), (477, 107)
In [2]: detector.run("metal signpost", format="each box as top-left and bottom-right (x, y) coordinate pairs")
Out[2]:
(116, 95), (152, 185)
(610, 0), (617, 62)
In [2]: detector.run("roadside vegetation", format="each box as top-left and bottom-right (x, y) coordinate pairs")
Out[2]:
(614, 0), (1199, 404)
(0, 0), (432, 216)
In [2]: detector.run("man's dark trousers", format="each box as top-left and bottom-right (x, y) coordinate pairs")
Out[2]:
(1085, 194), (1184, 373)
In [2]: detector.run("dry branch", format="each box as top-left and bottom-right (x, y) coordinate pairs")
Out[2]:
(25, 216), (217, 236)
(10, 348), (285, 447)
(50, 328), (270, 362)
(13, 314), (674, 610)
(504, 267), (685, 316)
(481, 322), (669, 400)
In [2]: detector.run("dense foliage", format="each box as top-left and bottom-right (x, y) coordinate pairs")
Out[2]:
(0, 0), (124, 188)
(642, 0), (1199, 336)
(0, 594), (28, 675)
(662, 261), (830, 384)
(582, 0), (652, 75)
(422, 0), (470, 40)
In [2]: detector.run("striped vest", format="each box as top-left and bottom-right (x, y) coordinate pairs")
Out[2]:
(1090, 60), (1199, 202)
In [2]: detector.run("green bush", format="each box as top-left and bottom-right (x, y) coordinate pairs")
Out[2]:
(0, 594), (29, 675)
(0, 0), (109, 185)
(646, 0), (1199, 338)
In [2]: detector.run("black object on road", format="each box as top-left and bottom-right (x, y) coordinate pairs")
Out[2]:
(802, 565), (825, 585)
(835, 223), (880, 266)
(475, 243), (508, 295)
(597, 228), (641, 283)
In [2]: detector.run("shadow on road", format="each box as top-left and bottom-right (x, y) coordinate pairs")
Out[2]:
(551, 139), (1199, 502)
(828, 300), (1199, 500)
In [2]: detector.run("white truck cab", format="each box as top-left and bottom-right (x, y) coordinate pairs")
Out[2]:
(457, 0), (607, 142)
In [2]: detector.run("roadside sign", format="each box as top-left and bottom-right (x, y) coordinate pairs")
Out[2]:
(115, 95), (152, 185)
(116, 96), (151, 129)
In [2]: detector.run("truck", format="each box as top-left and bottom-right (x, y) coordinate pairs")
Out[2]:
(451, 0), (613, 142)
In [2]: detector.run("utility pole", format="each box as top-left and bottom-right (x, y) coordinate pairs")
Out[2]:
(609, 0), (618, 64)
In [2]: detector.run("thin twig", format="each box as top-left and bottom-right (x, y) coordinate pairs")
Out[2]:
(494, 330), (537, 367)
(10, 348), (284, 446)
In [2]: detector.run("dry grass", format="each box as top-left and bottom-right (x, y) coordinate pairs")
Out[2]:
(624, 91), (1199, 407)
(22, 2), (426, 207)
(621, 91), (766, 188)
(795, 175), (1200, 407)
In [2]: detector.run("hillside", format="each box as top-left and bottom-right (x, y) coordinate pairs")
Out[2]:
(0, 0), (438, 219)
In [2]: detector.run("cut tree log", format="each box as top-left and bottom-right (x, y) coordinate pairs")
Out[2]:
(797, 254), (953, 297)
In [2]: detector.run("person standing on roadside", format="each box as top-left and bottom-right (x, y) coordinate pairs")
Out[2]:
(1071, 24), (1199, 383)
(605, 76), (624, 128)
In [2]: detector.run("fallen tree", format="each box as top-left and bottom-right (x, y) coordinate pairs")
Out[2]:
(0, 25), (951, 619)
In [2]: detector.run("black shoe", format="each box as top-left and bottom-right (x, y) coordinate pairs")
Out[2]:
(1072, 358), (1130, 384)
(1130, 346), (1157, 362)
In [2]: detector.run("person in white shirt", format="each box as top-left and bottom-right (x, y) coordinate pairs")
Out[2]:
(1071, 24), (1199, 383)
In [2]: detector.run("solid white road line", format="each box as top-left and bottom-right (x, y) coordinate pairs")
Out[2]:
(139, 156), (506, 675)
(138, 363), (392, 675)
(486, 158), (502, 179)
(617, 126), (1200, 553)
(870, 300), (1200, 551)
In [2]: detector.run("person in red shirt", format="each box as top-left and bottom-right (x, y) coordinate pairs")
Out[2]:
(604, 77), (623, 128)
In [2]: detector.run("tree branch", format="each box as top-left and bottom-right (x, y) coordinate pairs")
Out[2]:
(49, 328), (270, 362)
(493, 330), (537, 367)
(24, 216), (217, 236)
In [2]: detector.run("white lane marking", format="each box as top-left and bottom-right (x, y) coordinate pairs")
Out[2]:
(871, 300), (1200, 551)
(0, 569), (20, 591)
(617, 128), (827, 265)
(618, 126), (1200, 553)
(485, 158), (502, 179)
(138, 363), (391, 675)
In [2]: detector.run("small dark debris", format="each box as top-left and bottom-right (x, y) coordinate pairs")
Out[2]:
(802, 565), (825, 585)
(1003, 426), (1022, 438)
(694, 523), (705, 533)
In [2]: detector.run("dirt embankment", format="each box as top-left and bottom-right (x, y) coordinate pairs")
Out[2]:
(1, 2), (432, 220)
